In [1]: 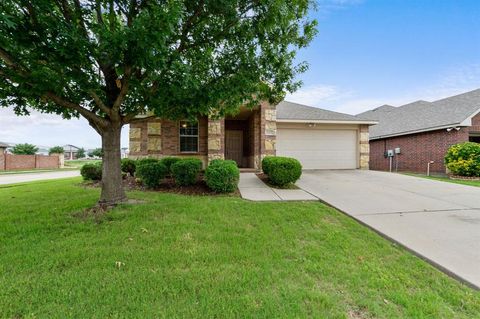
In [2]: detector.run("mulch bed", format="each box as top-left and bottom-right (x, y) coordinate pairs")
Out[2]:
(81, 175), (240, 197)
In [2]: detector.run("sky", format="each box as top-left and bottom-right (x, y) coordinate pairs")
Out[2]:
(1, 0), (480, 149)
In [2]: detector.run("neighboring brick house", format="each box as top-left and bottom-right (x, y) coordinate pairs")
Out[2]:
(129, 101), (376, 170)
(358, 89), (480, 174)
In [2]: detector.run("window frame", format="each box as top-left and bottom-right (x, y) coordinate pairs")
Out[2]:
(179, 120), (199, 153)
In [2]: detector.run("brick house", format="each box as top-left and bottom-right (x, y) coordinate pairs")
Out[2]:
(358, 89), (480, 174)
(129, 101), (375, 170)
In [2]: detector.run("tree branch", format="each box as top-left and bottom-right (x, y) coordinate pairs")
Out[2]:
(88, 90), (112, 116)
(43, 91), (108, 128)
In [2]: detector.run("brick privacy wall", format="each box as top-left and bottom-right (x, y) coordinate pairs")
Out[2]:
(369, 113), (480, 173)
(3, 154), (59, 170)
(0, 152), (4, 171)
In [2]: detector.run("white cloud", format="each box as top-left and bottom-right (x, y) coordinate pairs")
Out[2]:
(316, 0), (364, 14)
(286, 84), (353, 106)
(0, 108), (129, 149)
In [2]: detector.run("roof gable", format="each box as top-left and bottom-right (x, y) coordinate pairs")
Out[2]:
(358, 89), (480, 139)
(276, 101), (373, 123)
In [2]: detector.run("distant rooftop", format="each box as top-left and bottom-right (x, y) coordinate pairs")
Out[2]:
(358, 89), (480, 139)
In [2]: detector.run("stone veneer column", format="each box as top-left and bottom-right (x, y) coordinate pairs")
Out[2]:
(146, 120), (162, 156)
(259, 101), (276, 169)
(359, 124), (370, 169)
(207, 117), (225, 163)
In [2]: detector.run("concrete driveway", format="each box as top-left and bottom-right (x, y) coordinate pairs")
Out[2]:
(297, 170), (480, 289)
(0, 170), (80, 185)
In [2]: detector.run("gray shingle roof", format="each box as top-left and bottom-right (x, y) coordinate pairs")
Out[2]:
(358, 89), (480, 139)
(276, 101), (374, 123)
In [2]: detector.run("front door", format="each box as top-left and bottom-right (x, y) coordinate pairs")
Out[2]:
(225, 130), (243, 167)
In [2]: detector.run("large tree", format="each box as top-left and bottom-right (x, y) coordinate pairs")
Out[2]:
(0, 0), (317, 205)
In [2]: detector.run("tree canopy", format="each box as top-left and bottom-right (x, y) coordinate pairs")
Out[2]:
(0, 0), (317, 204)
(12, 143), (38, 155)
(49, 146), (65, 155)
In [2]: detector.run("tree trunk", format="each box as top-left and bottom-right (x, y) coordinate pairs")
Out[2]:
(99, 125), (126, 205)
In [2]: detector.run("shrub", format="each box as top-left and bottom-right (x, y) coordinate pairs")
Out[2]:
(171, 158), (203, 186)
(262, 156), (302, 187)
(445, 142), (480, 177)
(136, 158), (159, 170)
(48, 146), (64, 155)
(160, 157), (182, 174)
(121, 158), (136, 176)
(205, 160), (240, 193)
(80, 163), (102, 181)
(136, 162), (168, 188)
(261, 156), (276, 175)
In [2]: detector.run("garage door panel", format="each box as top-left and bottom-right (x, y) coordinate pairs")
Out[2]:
(276, 129), (358, 169)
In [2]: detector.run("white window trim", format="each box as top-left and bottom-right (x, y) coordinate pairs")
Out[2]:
(179, 121), (199, 153)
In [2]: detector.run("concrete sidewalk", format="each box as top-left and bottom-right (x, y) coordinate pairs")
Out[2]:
(0, 170), (80, 185)
(238, 173), (317, 201)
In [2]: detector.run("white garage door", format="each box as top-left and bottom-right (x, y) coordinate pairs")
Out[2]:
(276, 128), (358, 169)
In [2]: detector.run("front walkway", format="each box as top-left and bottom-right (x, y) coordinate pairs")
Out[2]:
(238, 173), (317, 201)
(0, 170), (80, 185)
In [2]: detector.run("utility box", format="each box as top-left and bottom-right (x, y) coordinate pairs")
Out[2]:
(386, 149), (394, 157)
(395, 147), (401, 154)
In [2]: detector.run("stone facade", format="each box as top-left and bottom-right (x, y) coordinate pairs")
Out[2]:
(129, 103), (276, 169)
(359, 124), (370, 169)
(207, 117), (225, 163)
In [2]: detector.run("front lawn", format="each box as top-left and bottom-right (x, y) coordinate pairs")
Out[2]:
(1, 179), (479, 318)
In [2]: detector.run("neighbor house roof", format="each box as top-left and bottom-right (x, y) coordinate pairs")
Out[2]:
(0, 142), (9, 148)
(63, 144), (80, 151)
(276, 101), (377, 124)
(358, 89), (480, 140)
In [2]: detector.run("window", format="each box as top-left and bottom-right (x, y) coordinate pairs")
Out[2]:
(179, 121), (199, 152)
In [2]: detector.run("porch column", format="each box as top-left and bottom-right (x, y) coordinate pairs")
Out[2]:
(207, 117), (225, 163)
(359, 124), (370, 169)
(259, 101), (276, 169)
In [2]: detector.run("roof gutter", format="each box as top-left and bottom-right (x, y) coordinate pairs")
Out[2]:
(276, 119), (378, 125)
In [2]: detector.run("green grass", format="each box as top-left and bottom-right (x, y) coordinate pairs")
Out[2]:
(0, 168), (78, 175)
(404, 173), (480, 188)
(64, 159), (102, 168)
(1, 179), (479, 318)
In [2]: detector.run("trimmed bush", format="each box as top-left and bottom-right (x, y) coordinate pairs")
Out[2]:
(136, 162), (168, 189)
(205, 160), (240, 193)
(171, 158), (203, 186)
(121, 158), (136, 176)
(135, 158), (159, 172)
(160, 157), (182, 175)
(80, 163), (102, 181)
(262, 156), (302, 187)
(261, 156), (276, 176)
(445, 142), (480, 177)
